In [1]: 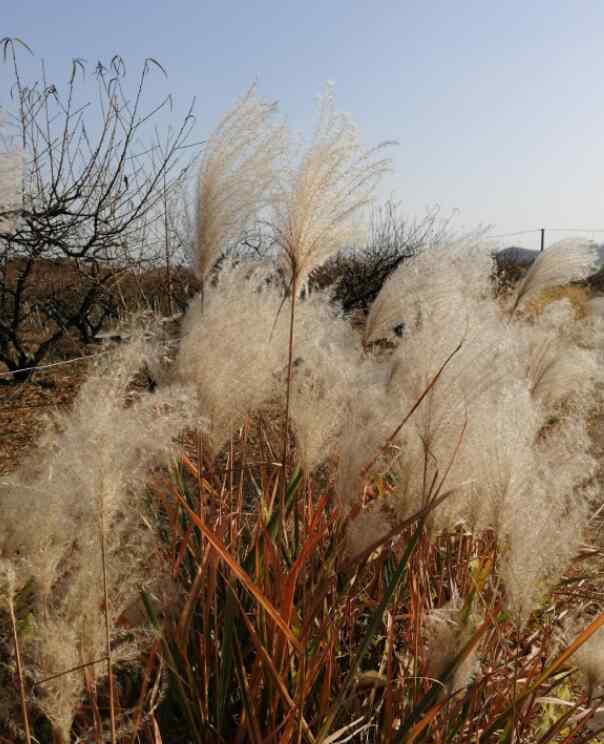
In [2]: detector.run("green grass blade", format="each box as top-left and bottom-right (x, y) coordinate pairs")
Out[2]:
(217, 586), (237, 734)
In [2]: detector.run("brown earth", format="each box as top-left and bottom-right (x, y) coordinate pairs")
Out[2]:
(0, 357), (92, 473)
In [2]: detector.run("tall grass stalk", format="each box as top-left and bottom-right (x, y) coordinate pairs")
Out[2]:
(281, 273), (299, 516)
(98, 497), (117, 744)
(270, 83), (393, 517)
(8, 590), (32, 744)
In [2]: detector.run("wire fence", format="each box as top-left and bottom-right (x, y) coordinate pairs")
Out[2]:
(0, 350), (113, 380)
(485, 226), (604, 251)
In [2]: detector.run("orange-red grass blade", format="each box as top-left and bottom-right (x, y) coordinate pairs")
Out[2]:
(170, 483), (303, 654)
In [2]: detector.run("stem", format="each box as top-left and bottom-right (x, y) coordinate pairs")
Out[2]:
(8, 595), (32, 744)
(361, 340), (463, 481)
(280, 273), (298, 514)
(34, 655), (109, 687)
(99, 499), (117, 744)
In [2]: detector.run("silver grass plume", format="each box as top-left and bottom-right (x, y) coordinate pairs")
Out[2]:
(364, 238), (494, 346)
(270, 83), (394, 285)
(287, 294), (364, 472)
(424, 594), (481, 696)
(194, 84), (287, 281)
(511, 239), (601, 315)
(175, 260), (289, 455)
(0, 321), (198, 737)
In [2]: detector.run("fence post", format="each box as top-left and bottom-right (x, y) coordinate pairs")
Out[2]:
(540, 228), (545, 252)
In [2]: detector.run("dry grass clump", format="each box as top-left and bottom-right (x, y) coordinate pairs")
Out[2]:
(0, 320), (197, 739)
(3, 83), (604, 742)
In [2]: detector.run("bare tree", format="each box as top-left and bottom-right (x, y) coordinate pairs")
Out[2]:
(0, 38), (197, 381)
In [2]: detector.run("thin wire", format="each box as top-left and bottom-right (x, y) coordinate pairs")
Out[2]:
(484, 229), (541, 240)
(546, 228), (604, 234)
(0, 349), (111, 379)
(0, 314), (185, 380)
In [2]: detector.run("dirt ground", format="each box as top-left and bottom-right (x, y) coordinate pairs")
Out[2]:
(0, 360), (91, 474)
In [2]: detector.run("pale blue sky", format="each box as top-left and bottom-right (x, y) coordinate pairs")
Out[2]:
(3, 0), (604, 249)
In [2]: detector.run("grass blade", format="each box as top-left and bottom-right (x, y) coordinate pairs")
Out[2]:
(479, 612), (604, 742)
(170, 481), (304, 654)
(316, 513), (426, 743)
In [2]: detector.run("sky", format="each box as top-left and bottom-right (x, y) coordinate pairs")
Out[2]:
(3, 0), (604, 250)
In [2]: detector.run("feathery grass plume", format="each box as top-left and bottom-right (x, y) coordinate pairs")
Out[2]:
(525, 332), (599, 410)
(556, 618), (604, 735)
(342, 242), (498, 517)
(509, 298), (602, 413)
(175, 259), (289, 455)
(270, 83), (394, 285)
(334, 358), (405, 510)
(30, 620), (83, 741)
(364, 236), (494, 346)
(0, 560), (32, 744)
(286, 293), (364, 472)
(268, 84), (393, 505)
(384, 428), (431, 525)
(455, 385), (542, 533)
(346, 502), (393, 557)
(194, 84), (287, 281)
(0, 321), (198, 736)
(384, 369), (502, 535)
(381, 292), (517, 531)
(562, 619), (604, 699)
(424, 595), (480, 696)
(498, 415), (595, 626)
(511, 239), (601, 315)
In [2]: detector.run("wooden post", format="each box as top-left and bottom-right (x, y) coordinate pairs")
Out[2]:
(540, 228), (545, 252)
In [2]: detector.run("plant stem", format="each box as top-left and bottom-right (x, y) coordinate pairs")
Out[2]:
(281, 273), (298, 516)
(8, 595), (32, 744)
(99, 499), (117, 744)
